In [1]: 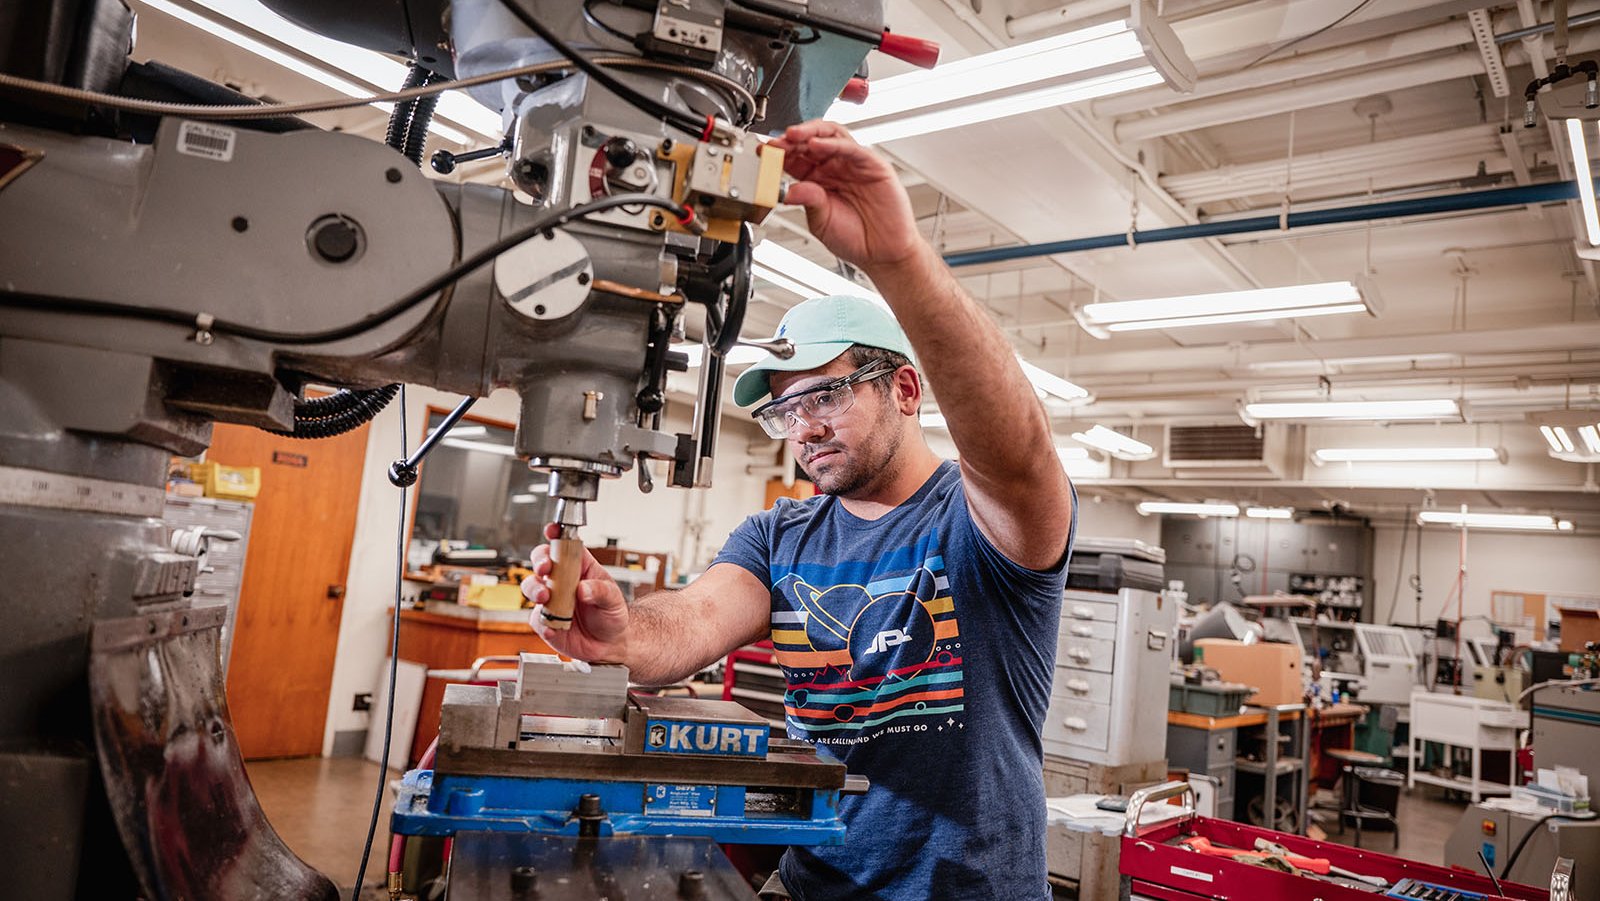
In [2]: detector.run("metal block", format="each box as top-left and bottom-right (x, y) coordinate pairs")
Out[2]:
(514, 654), (630, 719)
(439, 684), (501, 751)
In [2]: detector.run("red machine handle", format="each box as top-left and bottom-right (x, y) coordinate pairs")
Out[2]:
(878, 31), (941, 69)
(839, 77), (870, 104)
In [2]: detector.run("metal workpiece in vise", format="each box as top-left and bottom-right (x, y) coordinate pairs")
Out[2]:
(0, 0), (932, 897)
(392, 653), (860, 848)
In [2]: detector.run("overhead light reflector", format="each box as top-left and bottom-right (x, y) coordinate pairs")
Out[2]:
(1418, 510), (1573, 532)
(1245, 506), (1294, 519)
(1076, 281), (1376, 337)
(1313, 446), (1503, 464)
(1565, 118), (1600, 246)
(1243, 399), (1461, 422)
(1071, 425), (1154, 460)
(1138, 501), (1240, 517)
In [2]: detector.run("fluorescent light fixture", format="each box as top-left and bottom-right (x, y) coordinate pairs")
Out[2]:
(1138, 501), (1240, 517)
(1247, 353), (1459, 374)
(1056, 446), (1091, 462)
(1076, 282), (1374, 337)
(1418, 510), (1573, 532)
(141, 0), (499, 143)
(1243, 399), (1461, 422)
(920, 412), (948, 430)
(830, 21), (1141, 125)
(1245, 506), (1294, 520)
(427, 424), (485, 440)
(1566, 118), (1600, 245)
(1581, 425), (1600, 454)
(753, 241), (1090, 402)
(671, 342), (772, 368)
(510, 493), (540, 504)
(1313, 446), (1503, 464)
(1071, 424), (1154, 460)
(440, 437), (517, 457)
(850, 67), (1164, 146)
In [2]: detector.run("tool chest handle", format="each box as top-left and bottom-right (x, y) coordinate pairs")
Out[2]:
(1123, 780), (1197, 838)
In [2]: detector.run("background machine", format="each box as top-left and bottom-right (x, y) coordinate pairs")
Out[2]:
(0, 2), (937, 897)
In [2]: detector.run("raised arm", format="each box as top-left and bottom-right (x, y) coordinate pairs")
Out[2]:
(522, 525), (771, 685)
(768, 121), (1074, 569)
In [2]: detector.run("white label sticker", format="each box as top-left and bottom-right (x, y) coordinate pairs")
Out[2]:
(177, 121), (236, 162)
(1170, 866), (1214, 883)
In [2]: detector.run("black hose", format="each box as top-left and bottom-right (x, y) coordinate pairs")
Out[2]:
(402, 75), (442, 166)
(385, 65), (430, 153)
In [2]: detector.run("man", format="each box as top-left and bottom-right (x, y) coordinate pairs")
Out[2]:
(523, 120), (1075, 900)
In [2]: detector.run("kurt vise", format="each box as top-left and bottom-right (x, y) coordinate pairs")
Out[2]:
(391, 654), (859, 897)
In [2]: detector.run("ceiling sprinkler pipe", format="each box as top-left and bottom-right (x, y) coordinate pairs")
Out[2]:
(943, 179), (1587, 267)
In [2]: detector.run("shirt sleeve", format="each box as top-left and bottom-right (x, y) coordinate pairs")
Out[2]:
(711, 506), (775, 590)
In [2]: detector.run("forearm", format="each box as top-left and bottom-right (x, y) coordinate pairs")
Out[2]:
(620, 589), (758, 686)
(863, 243), (1055, 478)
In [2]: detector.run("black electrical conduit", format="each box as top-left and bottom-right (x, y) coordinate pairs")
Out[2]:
(269, 65), (440, 439)
(941, 179), (1595, 268)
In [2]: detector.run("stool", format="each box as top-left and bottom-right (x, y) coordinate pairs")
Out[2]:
(1340, 762), (1404, 850)
(1325, 749), (1384, 838)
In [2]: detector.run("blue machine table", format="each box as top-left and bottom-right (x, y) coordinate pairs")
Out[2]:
(390, 653), (859, 896)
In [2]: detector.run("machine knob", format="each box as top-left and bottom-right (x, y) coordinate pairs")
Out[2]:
(308, 215), (362, 263)
(603, 136), (640, 169)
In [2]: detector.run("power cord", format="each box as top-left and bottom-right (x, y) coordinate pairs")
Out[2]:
(351, 386), (411, 900)
(0, 192), (693, 345)
(1239, 0), (1376, 70)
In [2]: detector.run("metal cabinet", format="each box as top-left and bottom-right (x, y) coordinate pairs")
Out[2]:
(1162, 519), (1218, 566)
(1045, 588), (1176, 766)
(1167, 724), (1235, 819)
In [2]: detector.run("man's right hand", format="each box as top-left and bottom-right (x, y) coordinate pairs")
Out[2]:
(522, 523), (631, 664)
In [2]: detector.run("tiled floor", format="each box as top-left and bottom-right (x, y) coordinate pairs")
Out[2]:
(247, 756), (401, 895)
(249, 756), (1483, 897)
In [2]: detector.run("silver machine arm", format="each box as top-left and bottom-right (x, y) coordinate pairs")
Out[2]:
(0, 1), (894, 896)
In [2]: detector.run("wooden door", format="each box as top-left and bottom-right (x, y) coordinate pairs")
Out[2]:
(209, 419), (371, 759)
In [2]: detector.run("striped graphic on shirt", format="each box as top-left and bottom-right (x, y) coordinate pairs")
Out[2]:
(768, 539), (965, 738)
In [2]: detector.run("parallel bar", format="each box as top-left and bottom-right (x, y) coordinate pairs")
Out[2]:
(942, 180), (1584, 267)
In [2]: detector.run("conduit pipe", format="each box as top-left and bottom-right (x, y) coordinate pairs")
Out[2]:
(942, 179), (1589, 268)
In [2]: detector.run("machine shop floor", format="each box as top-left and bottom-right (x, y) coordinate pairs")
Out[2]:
(247, 756), (1470, 896)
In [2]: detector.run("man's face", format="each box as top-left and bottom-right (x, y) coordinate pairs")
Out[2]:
(768, 356), (907, 498)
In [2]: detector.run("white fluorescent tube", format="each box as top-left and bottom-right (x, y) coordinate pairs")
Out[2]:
(1540, 425), (1566, 453)
(1554, 426), (1577, 453)
(440, 437), (517, 456)
(427, 424), (486, 439)
(852, 67), (1164, 146)
(1243, 399), (1460, 421)
(1566, 118), (1600, 246)
(1245, 506), (1294, 520)
(1078, 282), (1371, 336)
(510, 493), (540, 504)
(1017, 360), (1091, 402)
(141, 0), (494, 143)
(829, 21), (1140, 125)
(920, 413), (948, 430)
(1071, 424), (1154, 459)
(1580, 425), (1600, 454)
(752, 263), (821, 300)
(1417, 511), (1568, 531)
(1138, 501), (1240, 517)
(1313, 447), (1501, 463)
(1056, 446), (1090, 462)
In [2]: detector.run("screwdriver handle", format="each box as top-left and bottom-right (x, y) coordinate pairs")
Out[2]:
(543, 536), (584, 630)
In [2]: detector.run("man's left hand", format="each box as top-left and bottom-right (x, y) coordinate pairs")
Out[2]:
(767, 121), (923, 274)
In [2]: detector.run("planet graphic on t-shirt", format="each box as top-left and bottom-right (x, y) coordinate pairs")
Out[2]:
(788, 570), (939, 680)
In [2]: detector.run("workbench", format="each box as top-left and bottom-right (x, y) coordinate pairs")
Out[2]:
(1167, 704), (1328, 833)
(1407, 690), (1519, 802)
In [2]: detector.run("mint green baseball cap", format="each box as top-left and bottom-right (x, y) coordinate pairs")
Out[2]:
(733, 295), (915, 408)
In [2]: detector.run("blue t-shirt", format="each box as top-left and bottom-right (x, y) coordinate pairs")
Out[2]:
(713, 460), (1072, 901)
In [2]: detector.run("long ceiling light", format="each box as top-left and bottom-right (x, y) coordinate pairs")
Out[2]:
(1242, 399), (1461, 422)
(1565, 118), (1600, 246)
(752, 241), (1090, 402)
(1075, 281), (1375, 337)
(1245, 506), (1293, 520)
(828, 4), (1193, 146)
(440, 437), (517, 457)
(1528, 410), (1600, 461)
(1138, 501), (1240, 517)
(1418, 510), (1574, 532)
(1072, 424), (1154, 460)
(1313, 447), (1504, 464)
(140, 0), (501, 143)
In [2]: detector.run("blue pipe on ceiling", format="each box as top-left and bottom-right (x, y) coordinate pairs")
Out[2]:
(941, 179), (1586, 268)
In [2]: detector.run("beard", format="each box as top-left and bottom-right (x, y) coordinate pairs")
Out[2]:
(799, 400), (905, 498)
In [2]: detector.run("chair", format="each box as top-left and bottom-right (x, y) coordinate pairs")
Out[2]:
(1329, 750), (1403, 850)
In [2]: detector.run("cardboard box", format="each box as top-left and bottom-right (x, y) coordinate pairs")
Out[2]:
(1194, 639), (1304, 707)
(1556, 607), (1600, 653)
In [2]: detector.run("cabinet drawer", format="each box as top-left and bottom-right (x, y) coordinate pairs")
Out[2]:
(1062, 597), (1117, 623)
(1051, 668), (1113, 704)
(1057, 617), (1117, 643)
(1205, 729), (1235, 768)
(1042, 696), (1111, 753)
(1057, 636), (1115, 673)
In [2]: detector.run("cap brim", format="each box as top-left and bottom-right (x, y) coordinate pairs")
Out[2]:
(732, 341), (855, 407)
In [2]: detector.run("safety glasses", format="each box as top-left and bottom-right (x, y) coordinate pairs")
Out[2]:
(750, 363), (897, 439)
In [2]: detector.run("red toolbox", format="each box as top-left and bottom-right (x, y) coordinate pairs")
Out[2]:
(1120, 782), (1548, 901)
